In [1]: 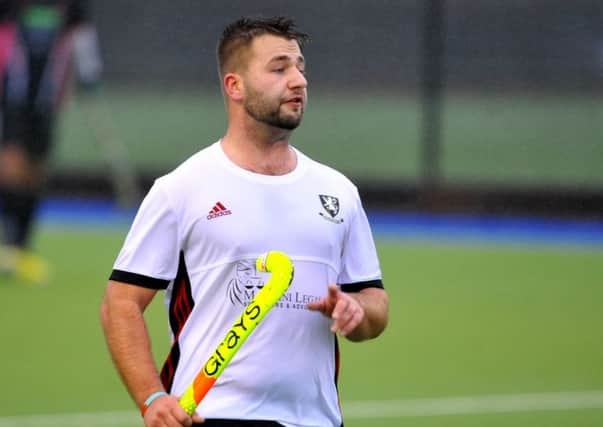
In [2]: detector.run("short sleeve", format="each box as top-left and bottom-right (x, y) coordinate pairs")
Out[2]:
(338, 188), (383, 292)
(110, 181), (180, 289)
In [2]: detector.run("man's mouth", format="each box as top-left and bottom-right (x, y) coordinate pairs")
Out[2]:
(284, 96), (304, 106)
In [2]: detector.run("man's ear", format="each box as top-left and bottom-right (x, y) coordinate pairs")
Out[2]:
(223, 73), (244, 102)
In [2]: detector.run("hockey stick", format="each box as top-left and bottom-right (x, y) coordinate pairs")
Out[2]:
(179, 251), (294, 415)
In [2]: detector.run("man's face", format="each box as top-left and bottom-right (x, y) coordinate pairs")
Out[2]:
(241, 34), (307, 130)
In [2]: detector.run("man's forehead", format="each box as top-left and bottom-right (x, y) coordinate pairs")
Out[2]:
(250, 34), (303, 62)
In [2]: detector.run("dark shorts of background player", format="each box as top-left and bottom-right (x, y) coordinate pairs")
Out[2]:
(1, 25), (67, 161)
(0, 97), (55, 162)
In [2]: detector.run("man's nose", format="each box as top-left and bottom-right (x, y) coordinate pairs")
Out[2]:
(289, 68), (307, 89)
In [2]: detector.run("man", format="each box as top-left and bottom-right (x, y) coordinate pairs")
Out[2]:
(0, 0), (102, 284)
(100, 16), (388, 427)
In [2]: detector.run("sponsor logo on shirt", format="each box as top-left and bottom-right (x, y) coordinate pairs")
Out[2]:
(227, 260), (320, 311)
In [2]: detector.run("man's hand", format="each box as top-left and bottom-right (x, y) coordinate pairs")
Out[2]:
(143, 394), (205, 426)
(307, 284), (365, 337)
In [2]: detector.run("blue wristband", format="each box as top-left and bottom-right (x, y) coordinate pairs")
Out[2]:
(145, 391), (168, 406)
(141, 391), (168, 415)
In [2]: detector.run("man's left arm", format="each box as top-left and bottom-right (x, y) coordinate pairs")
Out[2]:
(307, 284), (389, 342)
(311, 186), (389, 341)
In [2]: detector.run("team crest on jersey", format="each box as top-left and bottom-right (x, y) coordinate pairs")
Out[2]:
(319, 195), (344, 224)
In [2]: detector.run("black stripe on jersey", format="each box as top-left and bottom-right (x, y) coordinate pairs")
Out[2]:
(339, 279), (384, 293)
(109, 269), (170, 289)
(161, 252), (195, 392)
(334, 335), (341, 387)
(334, 337), (345, 427)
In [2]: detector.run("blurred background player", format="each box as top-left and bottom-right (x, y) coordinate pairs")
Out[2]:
(0, 0), (102, 284)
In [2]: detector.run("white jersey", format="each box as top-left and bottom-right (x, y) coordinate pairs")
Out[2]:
(111, 141), (382, 427)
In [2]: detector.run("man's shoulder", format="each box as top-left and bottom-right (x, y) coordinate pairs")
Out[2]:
(157, 142), (219, 183)
(298, 149), (357, 190)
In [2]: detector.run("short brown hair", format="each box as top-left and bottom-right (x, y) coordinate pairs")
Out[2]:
(217, 16), (310, 78)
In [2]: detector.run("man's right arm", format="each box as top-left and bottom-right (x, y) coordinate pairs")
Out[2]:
(100, 280), (163, 408)
(100, 280), (199, 426)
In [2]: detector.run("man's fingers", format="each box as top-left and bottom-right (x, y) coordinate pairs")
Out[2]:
(327, 283), (339, 300)
(331, 299), (351, 333)
(171, 396), (203, 426)
(147, 397), (196, 427)
(308, 284), (366, 336)
(307, 284), (339, 314)
(339, 308), (363, 336)
(146, 408), (181, 427)
(175, 410), (194, 427)
(306, 298), (325, 312)
(192, 413), (205, 424)
(331, 294), (364, 336)
(331, 297), (349, 325)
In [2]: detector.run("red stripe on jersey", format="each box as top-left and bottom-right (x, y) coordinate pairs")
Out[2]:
(216, 202), (226, 211)
(160, 252), (195, 392)
(160, 344), (179, 390)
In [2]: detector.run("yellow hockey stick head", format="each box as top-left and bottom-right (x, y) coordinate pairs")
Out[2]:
(256, 251), (294, 294)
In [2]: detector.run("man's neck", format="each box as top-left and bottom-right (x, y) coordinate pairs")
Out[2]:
(220, 129), (297, 176)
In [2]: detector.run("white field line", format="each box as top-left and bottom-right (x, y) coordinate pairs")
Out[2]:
(1, 391), (603, 426)
(0, 410), (138, 427)
(342, 390), (603, 418)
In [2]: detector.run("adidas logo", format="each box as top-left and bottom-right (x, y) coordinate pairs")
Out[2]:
(207, 201), (232, 220)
